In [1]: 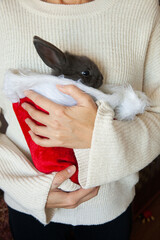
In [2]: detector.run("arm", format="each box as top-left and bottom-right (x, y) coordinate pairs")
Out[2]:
(0, 31), (56, 222)
(0, 124), (55, 224)
(75, 14), (160, 188)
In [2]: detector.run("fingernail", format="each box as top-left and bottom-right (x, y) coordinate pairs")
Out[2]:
(25, 118), (29, 124)
(21, 103), (26, 109)
(67, 165), (76, 174)
(56, 85), (66, 92)
(24, 90), (31, 96)
(56, 84), (64, 88)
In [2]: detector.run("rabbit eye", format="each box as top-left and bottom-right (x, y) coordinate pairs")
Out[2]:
(81, 70), (90, 76)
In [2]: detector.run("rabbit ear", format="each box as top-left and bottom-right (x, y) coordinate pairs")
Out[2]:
(33, 36), (66, 70)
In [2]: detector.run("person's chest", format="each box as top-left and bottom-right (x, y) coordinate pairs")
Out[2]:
(0, 4), (153, 91)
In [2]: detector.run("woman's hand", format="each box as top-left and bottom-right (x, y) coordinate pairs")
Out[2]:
(22, 85), (97, 149)
(46, 165), (99, 209)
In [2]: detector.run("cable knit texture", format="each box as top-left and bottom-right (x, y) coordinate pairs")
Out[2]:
(0, 0), (160, 225)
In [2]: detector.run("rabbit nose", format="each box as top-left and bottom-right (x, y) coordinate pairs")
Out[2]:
(94, 74), (103, 88)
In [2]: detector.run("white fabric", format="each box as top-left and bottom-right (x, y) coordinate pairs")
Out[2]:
(4, 69), (149, 120)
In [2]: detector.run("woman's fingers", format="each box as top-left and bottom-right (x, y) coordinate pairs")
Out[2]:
(57, 84), (94, 106)
(46, 167), (100, 209)
(47, 187), (99, 209)
(23, 87), (97, 149)
(64, 186), (99, 209)
(22, 102), (49, 125)
(24, 90), (63, 113)
(46, 166), (78, 208)
(28, 131), (53, 147)
(47, 185), (99, 209)
(25, 118), (48, 135)
(51, 165), (76, 189)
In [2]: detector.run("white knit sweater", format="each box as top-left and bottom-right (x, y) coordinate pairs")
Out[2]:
(0, 0), (160, 225)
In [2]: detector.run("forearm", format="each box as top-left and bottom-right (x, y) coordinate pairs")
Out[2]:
(0, 133), (56, 223)
(75, 101), (160, 188)
(0, 131), (82, 222)
(75, 13), (160, 189)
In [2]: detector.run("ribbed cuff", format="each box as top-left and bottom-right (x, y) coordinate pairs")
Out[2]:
(74, 101), (114, 188)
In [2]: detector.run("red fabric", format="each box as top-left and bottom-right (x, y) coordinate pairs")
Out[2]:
(13, 97), (79, 184)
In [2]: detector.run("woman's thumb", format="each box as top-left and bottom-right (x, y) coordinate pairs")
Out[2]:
(56, 84), (92, 106)
(52, 165), (76, 188)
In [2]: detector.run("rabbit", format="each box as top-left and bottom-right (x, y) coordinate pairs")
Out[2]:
(32, 36), (150, 120)
(4, 36), (150, 121)
(33, 36), (103, 89)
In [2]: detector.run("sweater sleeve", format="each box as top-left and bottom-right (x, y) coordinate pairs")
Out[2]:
(75, 14), (160, 189)
(0, 95), (53, 224)
(0, 116), (56, 224)
(0, 4), (80, 225)
(0, 108), (79, 224)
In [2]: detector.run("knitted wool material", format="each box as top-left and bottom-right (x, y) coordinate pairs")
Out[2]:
(0, 0), (160, 225)
(3, 69), (149, 186)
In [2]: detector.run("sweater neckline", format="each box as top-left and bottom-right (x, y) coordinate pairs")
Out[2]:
(17, 0), (116, 17)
